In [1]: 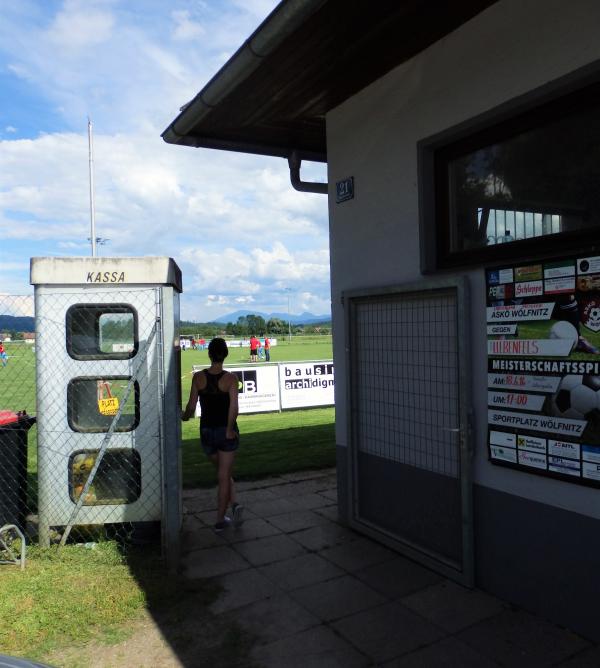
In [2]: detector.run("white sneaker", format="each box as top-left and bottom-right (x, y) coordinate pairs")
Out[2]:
(213, 516), (232, 533)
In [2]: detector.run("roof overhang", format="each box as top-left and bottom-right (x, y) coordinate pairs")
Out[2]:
(162, 0), (498, 161)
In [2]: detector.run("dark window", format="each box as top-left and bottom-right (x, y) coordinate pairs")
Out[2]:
(69, 449), (141, 505)
(66, 304), (138, 360)
(67, 376), (140, 432)
(420, 78), (600, 269)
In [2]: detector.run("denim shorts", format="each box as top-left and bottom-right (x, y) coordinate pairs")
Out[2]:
(200, 426), (239, 456)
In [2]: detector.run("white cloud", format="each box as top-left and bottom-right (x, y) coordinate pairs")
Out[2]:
(5, 126), (17, 133)
(171, 10), (205, 41)
(0, 1), (331, 322)
(47, 3), (115, 49)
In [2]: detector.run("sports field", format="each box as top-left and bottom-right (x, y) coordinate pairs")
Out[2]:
(180, 335), (335, 487)
(0, 336), (335, 496)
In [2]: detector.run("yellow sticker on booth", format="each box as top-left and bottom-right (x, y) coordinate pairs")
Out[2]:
(98, 397), (119, 416)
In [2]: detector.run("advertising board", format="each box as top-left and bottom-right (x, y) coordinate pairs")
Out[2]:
(192, 360), (335, 414)
(279, 361), (335, 409)
(486, 254), (600, 487)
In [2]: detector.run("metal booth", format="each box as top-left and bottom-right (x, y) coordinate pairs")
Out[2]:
(30, 257), (182, 565)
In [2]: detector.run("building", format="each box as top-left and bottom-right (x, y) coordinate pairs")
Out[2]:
(163, 0), (600, 640)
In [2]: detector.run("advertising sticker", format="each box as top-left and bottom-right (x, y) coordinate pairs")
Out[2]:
(517, 435), (546, 453)
(486, 254), (600, 487)
(490, 445), (517, 463)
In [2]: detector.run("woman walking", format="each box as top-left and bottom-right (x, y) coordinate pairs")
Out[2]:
(182, 337), (243, 532)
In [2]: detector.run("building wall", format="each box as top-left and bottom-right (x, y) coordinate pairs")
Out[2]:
(327, 0), (600, 520)
(326, 0), (600, 637)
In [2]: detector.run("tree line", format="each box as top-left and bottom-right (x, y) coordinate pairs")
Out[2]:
(180, 314), (331, 338)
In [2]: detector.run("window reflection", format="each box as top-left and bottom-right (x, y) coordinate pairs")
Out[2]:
(447, 102), (600, 252)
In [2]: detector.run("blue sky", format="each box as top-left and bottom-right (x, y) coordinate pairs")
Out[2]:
(0, 0), (330, 321)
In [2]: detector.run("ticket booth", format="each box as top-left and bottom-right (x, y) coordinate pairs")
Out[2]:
(30, 257), (182, 565)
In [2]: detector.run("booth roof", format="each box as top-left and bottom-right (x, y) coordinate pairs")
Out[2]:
(162, 0), (497, 162)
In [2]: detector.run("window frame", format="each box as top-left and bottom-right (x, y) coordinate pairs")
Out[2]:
(418, 64), (600, 272)
(66, 303), (139, 361)
(67, 375), (140, 433)
(68, 448), (142, 506)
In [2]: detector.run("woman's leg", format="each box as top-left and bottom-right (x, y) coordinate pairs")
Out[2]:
(216, 450), (236, 522)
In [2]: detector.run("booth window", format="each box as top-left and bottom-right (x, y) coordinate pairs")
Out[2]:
(66, 304), (138, 360)
(420, 78), (600, 269)
(67, 376), (140, 432)
(69, 449), (141, 505)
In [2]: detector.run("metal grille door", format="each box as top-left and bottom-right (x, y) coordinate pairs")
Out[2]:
(345, 279), (472, 584)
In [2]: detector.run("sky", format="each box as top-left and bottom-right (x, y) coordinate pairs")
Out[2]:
(0, 0), (330, 322)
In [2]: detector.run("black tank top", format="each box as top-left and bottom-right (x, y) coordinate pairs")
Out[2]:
(199, 370), (230, 428)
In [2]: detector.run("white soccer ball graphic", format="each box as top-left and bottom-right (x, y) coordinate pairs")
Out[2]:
(549, 321), (578, 351)
(550, 375), (600, 420)
(590, 307), (600, 322)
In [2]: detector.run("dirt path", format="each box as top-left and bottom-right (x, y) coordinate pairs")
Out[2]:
(46, 611), (184, 668)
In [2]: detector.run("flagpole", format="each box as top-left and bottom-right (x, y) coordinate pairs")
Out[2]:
(88, 118), (97, 257)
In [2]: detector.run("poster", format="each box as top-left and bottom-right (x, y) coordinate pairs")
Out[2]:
(486, 255), (600, 487)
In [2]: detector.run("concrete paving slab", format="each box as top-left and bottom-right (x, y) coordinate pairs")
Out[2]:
(279, 468), (335, 482)
(313, 504), (339, 522)
(222, 517), (282, 544)
(190, 509), (218, 525)
(289, 521), (358, 551)
(354, 555), (443, 599)
(319, 488), (338, 502)
(556, 646), (600, 667)
(239, 487), (279, 504)
(250, 624), (370, 668)
(193, 507), (258, 526)
(258, 553), (345, 591)
(457, 608), (591, 667)
(236, 478), (284, 491)
(332, 600), (445, 663)
(267, 509), (331, 533)
(287, 478), (338, 495)
(401, 580), (507, 633)
(181, 492), (216, 514)
(288, 492), (333, 510)
(208, 568), (279, 614)
(320, 536), (397, 572)
(232, 533), (307, 566)
(226, 593), (320, 645)
(268, 482), (314, 498)
(181, 524), (224, 552)
(181, 544), (249, 579)
(383, 636), (500, 667)
(248, 497), (300, 517)
(290, 574), (386, 622)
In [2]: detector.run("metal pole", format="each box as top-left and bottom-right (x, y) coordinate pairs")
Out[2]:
(287, 291), (292, 343)
(88, 118), (97, 258)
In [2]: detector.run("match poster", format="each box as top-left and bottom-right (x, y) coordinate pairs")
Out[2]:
(486, 255), (600, 486)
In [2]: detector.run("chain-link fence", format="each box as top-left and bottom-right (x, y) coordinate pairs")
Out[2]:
(0, 290), (172, 556)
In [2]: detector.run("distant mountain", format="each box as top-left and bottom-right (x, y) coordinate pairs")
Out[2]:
(0, 315), (35, 332)
(212, 310), (331, 325)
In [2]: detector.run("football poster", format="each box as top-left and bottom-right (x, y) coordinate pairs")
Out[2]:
(486, 255), (600, 486)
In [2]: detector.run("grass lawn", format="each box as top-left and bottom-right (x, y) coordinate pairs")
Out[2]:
(181, 407), (336, 488)
(180, 335), (335, 487)
(0, 335), (335, 661)
(0, 541), (253, 666)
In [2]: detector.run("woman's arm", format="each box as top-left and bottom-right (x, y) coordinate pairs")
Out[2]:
(181, 373), (200, 420)
(226, 372), (239, 439)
